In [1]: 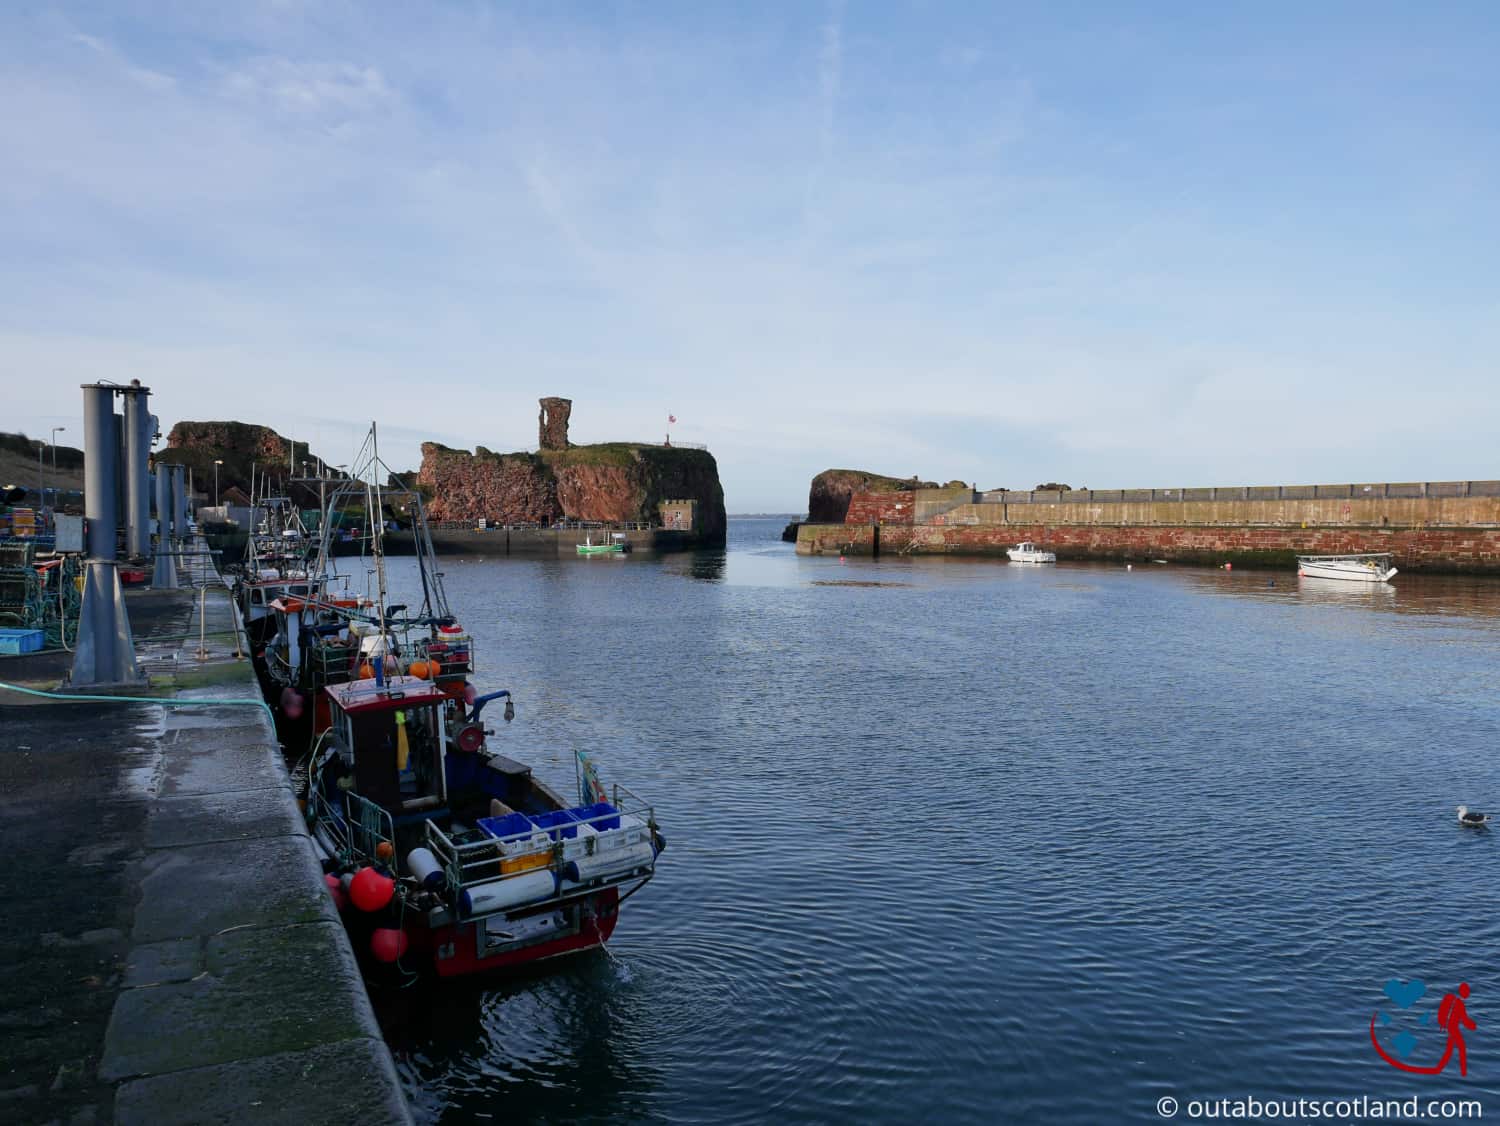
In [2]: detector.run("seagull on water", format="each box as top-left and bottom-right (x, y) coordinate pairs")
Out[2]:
(1457, 805), (1491, 827)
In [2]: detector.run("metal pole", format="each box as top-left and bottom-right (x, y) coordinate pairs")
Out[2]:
(122, 382), (152, 558)
(50, 427), (64, 509)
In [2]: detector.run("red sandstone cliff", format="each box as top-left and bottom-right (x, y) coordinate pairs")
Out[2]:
(419, 442), (726, 542)
(806, 469), (937, 523)
(160, 421), (336, 499)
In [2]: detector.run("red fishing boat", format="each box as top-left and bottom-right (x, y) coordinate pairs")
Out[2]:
(306, 672), (662, 975)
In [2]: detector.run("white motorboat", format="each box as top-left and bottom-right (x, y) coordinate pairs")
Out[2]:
(1296, 553), (1397, 583)
(1007, 541), (1057, 564)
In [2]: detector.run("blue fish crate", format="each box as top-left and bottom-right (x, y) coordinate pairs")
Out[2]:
(569, 802), (621, 831)
(528, 808), (583, 840)
(477, 811), (536, 841)
(0, 629), (43, 655)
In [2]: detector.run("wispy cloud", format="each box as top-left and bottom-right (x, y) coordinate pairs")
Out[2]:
(71, 29), (177, 91)
(219, 56), (394, 117)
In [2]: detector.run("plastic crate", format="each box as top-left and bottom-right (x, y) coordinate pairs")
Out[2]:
(0, 629), (44, 655)
(528, 808), (583, 840)
(477, 811), (537, 841)
(570, 802), (621, 831)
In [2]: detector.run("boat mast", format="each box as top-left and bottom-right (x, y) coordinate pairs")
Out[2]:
(367, 423), (390, 644)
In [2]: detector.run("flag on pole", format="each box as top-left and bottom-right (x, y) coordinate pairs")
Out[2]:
(577, 750), (608, 805)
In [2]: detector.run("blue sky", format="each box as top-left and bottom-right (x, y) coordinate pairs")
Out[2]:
(3, 3), (1497, 510)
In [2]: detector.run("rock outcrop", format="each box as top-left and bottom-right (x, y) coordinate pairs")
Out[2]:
(538, 398), (572, 451)
(806, 469), (938, 524)
(418, 447), (560, 526)
(419, 442), (726, 543)
(160, 422), (337, 501)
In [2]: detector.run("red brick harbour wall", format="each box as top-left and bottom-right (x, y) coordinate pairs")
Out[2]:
(796, 522), (1500, 574)
(844, 491), (918, 524)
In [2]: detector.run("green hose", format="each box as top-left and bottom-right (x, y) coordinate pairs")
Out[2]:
(0, 679), (275, 724)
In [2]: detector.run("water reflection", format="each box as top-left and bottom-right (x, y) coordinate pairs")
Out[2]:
(382, 955), (662, 1124)
(1178, 566), (1500, 624)
(684, 548), (725, 583)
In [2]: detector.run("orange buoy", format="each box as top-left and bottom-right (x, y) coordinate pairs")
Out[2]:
(375, 840), (395, 862)
(407, 659), (429, 680)
(358, 662), (375, 680)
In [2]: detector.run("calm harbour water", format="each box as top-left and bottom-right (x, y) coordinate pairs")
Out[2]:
(369, 518), (1500, 1123)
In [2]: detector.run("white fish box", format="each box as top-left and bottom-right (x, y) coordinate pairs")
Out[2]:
(499, 831), (551, 858)
(561, 823), (599, 861)
(593, 816), (650, 852)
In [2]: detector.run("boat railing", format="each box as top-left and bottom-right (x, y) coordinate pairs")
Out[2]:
(308, 785), (346, 853)
(346, 791), (395, 861)
(423, 793), (657, 896)
(308, 787), (396, 866)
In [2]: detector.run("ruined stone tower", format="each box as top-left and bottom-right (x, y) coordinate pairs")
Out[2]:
(538, 397), (572, 451)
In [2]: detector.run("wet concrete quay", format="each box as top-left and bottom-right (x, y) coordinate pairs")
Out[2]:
(0, 583), (410, 1125)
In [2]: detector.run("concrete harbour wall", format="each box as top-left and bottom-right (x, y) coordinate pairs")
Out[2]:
(800, 478), (1500, 573)
(796, 522), (1500, 573)
(936, 495), (1500, 530)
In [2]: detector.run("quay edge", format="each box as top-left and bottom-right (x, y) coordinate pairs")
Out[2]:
(0, 583), (412, 1126)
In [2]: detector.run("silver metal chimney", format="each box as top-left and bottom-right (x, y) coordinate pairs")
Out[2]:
(71, 383), (140, 686)
(121, 381), (152, 559)
(172, 464), (187, 543)
(151, 458), (178, 589)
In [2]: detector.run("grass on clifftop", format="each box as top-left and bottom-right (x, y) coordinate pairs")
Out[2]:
(817, 469), (937, 493)
(431, 441), (715, 471)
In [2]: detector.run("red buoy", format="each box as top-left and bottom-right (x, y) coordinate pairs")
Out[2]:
(371, 927), (409, 963)
(349, 867), (395, 912)
(323, 874), (349, 911)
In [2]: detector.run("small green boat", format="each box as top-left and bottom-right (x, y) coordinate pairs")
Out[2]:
(577, 533), (629, 556)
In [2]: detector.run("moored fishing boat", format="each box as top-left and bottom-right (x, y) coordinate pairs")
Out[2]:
(1296, 553), (1397, 583)
(577, 533), (628, 556)
(235, 492), (321, 647)
(1007, 541), (1056, 563)
(297, 422), (665, 975)
(263, 589), (384, 728)
(305, 673), (662, 976)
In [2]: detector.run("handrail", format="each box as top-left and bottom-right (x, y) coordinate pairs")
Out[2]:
(426, 520), (659, 532)
(975, 480), (1500, 506)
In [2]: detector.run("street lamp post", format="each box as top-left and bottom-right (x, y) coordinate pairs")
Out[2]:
(49, 427), (65, 510)
(214, 460), (223, 508)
